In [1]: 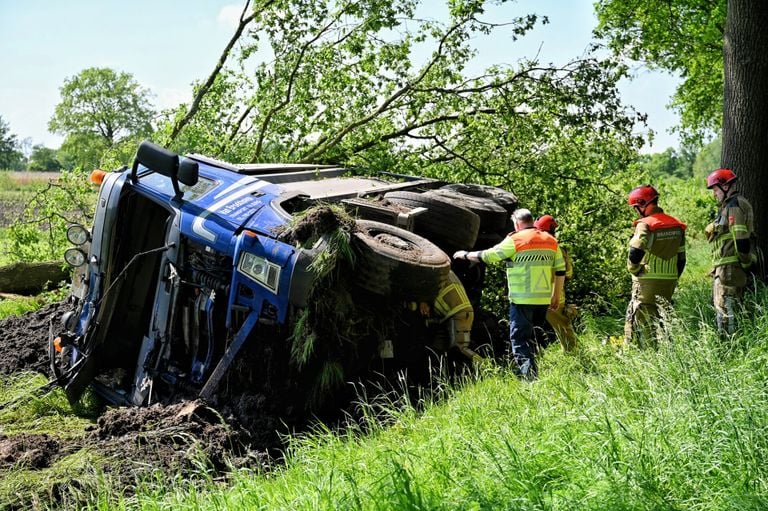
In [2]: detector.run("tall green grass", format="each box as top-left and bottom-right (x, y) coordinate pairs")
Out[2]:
(68, 238), (765, 511)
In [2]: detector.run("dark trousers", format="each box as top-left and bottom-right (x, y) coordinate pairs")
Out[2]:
(509, 303), (549, 379)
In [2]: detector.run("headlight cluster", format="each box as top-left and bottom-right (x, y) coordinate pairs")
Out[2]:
(63, 224), (90, 267)
(238, 252), (280, 292)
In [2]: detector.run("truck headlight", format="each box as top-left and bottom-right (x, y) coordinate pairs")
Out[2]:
(238, 252), (280, 292)
(64, 248), (87, 267)
(66, 224), (90, 245)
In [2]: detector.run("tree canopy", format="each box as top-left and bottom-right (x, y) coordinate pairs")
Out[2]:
(48, 67), (156, 169)
(0, 115), (25, 170)
(594, 0), (726, 141)
(157, 0), (649, 307)
(28, 145), (62, 171)
(49, 67), (155, 147)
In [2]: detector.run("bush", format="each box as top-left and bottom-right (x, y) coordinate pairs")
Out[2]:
(7, 169), (95, 262)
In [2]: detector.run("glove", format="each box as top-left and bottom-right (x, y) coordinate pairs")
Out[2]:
(453, 250), (468, 260)
(705, 222), (717, 242)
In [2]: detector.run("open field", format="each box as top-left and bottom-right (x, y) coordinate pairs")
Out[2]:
(0, 171), (60, 189)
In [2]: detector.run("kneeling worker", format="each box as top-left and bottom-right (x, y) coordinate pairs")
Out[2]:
(433, 271), (482, 362)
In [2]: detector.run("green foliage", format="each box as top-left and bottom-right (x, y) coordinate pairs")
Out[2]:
(594, 0), (726, 142)
(285, 205), (362, 406)
(692, 135), (721, 180)
(656, 176), (713, 241)
(160, 0), (646, 310)
(0, 286), (69, 320)
(57, 132), (108, 171)
(637, 147), (694, 179)
(0, 373), (100, 509)
(7, 169), (95, 262)
(27, 144), (63, 171)
(49, 67), (155, 168)
(0, 114), (25, 170)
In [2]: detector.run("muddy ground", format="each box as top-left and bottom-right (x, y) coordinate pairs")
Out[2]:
(0, 204), (508, 507)
(0, 302), (461, 507)
(0, 303), (276, 505)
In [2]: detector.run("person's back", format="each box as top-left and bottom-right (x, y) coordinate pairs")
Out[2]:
(483, 227), (563, 306)
(625, 185), (686, 346)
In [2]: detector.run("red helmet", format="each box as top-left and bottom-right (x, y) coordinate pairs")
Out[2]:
(627, 185), (659, 207)
(706, 168), (737, 189)
(534, 215), (558, 233)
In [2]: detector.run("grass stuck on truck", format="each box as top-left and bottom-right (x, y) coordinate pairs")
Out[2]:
(52, 141), (517, 416)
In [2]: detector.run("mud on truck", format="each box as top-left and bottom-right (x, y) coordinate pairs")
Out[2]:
(52, 141), (517, 414)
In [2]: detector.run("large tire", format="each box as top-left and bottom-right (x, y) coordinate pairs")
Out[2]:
(353, 220), (450, 301)
(383, 191), (480, 253)
(426, 189), (509, 231)
(440, 183), (518, 215)
(473, 231), (505, 250)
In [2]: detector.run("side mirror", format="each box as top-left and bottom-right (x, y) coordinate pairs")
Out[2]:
(131, 140), (199, 200)
(178, 158), (199, 187)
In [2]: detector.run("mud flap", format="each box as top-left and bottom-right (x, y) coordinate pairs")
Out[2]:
(199, 311), (259, 401)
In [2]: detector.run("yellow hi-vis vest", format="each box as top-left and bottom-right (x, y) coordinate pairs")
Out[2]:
(481, 228), (565, 305)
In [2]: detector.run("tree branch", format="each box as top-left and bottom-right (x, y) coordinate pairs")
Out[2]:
(168, 0), (263, 142)
(349, 108), (497, 154)
(251, 15), (340, 162)
(297, 17), (469, 162)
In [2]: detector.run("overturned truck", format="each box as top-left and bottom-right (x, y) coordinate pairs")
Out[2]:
(52, 141), (516, 412)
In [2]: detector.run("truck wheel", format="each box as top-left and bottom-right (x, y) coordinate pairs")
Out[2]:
(440, 184), (518, 214)
(353, 220), (450, 301)
(426, 189), (509, 232)
(473, 231), (505, 250)
(383, 191), (480, 253)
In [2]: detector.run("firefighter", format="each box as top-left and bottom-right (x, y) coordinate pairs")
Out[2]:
(433, 271), (483, 363)
(406, 270), (481, 364)
(625, 185), (686, 347)
(705, 168), (755, 335)
(534, 215), (577, 352)
(453, 208), (565, 380)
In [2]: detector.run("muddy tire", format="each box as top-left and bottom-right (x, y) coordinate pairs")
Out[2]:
(383, 191), (480, 253)
(353, 220), (450, 301)
(426, 189), (509, 232)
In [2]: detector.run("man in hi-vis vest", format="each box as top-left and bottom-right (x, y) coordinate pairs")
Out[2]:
(454, 209), (565, 379)
(625, 185), (686, 347)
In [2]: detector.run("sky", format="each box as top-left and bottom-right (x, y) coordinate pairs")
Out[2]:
(0, 0), (681, 154)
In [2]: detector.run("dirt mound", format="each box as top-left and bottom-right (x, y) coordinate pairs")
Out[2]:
(0, 300), (69, 375)
(86, 400), (266, 479)
(0, 433), (63, 470)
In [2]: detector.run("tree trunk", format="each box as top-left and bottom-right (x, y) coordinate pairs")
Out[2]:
(722, 0), (768, 269)
(0, 261), (70, 295)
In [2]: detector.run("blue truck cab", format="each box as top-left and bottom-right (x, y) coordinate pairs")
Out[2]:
(53, 141), (516, 408)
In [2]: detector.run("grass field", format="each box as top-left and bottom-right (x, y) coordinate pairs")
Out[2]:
(1, 238), (766, 510)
